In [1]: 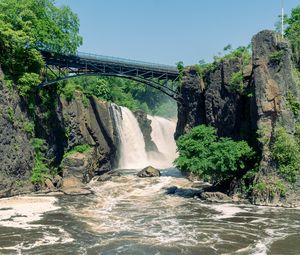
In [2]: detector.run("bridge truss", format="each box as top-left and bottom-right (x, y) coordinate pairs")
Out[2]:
(39, 51), (181, 101)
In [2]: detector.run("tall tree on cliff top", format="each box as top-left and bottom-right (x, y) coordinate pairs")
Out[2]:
(285, 5), (300, 67)
(0, 0), (82, 75)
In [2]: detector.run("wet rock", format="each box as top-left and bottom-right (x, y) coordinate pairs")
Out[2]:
(137, 166), (161, 178)
(44, 179), (55, 190)
(175, 188), (201, 198)
(62, 188), (92, 196)
(200, 192), (232, 203)
(191, 181), (212, 189)
(165, 186), (178, 194)
(134, 111), (158, 152)
(96, 171), (121, 182)
(165, 186), (201, 198)
(53, 175), (63, 188)
(60, 176), (92, 195)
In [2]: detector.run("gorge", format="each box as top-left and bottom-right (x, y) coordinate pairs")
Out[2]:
(1, 0), (300, 254)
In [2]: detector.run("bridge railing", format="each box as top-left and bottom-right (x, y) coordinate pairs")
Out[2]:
(76, 51), (178, 73)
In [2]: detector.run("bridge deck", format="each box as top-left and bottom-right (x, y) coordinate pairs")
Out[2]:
(41, 50), (179, 81)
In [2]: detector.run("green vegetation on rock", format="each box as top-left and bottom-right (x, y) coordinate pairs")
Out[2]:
(31, 138), (50, 184)
(229, 71), (244, 94)
(64, 144), (92, 158)
(269, 50), (285, 64)
(287, 90), (300, 117)
(272, 126), (300, 183)
(175, 125), (255, 184)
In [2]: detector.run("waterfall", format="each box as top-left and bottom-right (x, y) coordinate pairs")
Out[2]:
(111, 104), (149, 169)
(147, 115), (177, 169)
(110, 104), (177, 169)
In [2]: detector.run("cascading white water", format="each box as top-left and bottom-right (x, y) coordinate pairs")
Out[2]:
(111, 104), (177, 169)
(147, 115), (177, 169)
(111, 105), (149, 169)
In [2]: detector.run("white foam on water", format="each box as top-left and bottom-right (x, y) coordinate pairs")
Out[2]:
(0, 196), (74, 252)
(249, 228), (289, 255)
(2, 228), (74, 251)
(0, 196), (59, 229)
(201, 203), (247, 219)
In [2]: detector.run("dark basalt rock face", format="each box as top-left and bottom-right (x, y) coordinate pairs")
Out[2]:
(59, 92), (117, 180)
(251, 30), (300, 206)
(134, 110), (158, 152)
(176, 30), (300, 206)
(176, 55), (253, 142)
(175, 66), (205, 139)
(0, 79), (119, 196)
(0, 71), (34, 197)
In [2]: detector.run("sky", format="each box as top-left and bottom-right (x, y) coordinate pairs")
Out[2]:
(55, 0), (299, 66)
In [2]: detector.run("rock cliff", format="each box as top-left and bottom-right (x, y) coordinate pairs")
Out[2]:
(134, 110), (158, 152)
(175, 58), (254, 142)
(251, 31), (300, 206)
(0, 78), (118, 197)
(0, 71), (34, 197)
(176, 30), (300, 206)
(59, 92), (117, 177)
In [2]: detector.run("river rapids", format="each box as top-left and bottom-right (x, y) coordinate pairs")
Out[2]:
(1, 107), (300, 254)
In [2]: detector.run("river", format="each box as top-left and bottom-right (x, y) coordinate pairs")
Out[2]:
(1, 168), (300, 254)
(1, 108), (300, 254)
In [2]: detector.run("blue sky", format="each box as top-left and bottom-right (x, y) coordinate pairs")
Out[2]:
(55, 0), (299, 65)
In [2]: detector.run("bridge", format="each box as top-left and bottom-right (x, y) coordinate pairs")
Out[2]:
(39, 50), (181, 100)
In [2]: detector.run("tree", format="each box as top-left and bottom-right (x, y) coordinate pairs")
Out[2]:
(0, 0), (82, 54)
(285, 5), (300, 67)
(175, 125), (255, 184)
(0, 0), (82, 76)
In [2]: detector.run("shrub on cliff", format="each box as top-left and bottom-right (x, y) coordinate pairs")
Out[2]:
(175, 125), (255, 184)
(272, 126), (300, 183)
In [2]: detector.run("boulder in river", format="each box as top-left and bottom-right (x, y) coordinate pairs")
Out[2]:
(200, 192), (232, 203)
(137, 166), (161, 178)
(96, 171), (121, 182)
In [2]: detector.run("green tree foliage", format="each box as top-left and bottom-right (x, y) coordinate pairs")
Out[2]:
(175, 125), (255, 184)
(285, 5), (300, 67)
(17, 72), (41, 97)
(63, 76), (177, 117)
(176, 61), (184, 81)
(0, 0), (82, 78)
(272, 126), (300, 183)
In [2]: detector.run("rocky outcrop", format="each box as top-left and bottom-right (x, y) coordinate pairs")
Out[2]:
(176, 30), (300, 206)
(251, 30), (300, 206)
(175, 58), (253, 142)
(0, 70), (34, 197)
(57, 92), (118, 186)
(95, 170), (121, 182)
(134, 110), (158, 152)
(137, 166), (161, 177)
(175, 67), (205, 139)
(200, 192), (232, 203)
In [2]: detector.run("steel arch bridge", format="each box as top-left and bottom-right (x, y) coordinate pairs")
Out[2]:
(39, 50), (181, 101)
